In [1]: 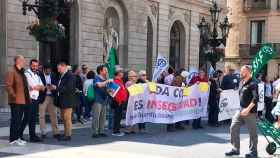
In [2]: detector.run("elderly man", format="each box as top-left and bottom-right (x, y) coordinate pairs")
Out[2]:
(225, 65), (259, 158)
(55, 62), (78, 141)
(5, 55), (30, 146)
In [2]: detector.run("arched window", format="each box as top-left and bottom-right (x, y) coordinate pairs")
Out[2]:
(169, 20), (186, 71)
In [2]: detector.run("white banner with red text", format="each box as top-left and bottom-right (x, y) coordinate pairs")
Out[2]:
(125, 83), (209, 126)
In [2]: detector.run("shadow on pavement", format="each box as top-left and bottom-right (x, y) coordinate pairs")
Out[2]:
(14, 124), (251, 148)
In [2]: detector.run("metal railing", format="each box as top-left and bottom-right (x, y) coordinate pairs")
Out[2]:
(243, 0), (271, 12)
(239, 43), (280, 57)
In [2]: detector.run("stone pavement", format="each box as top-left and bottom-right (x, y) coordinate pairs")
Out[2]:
(0, 108), (10, 128)
(0, 121), (276, 158)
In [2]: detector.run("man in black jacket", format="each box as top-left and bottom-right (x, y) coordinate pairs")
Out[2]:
(221, 66), (239, 90)
(55, 62), (78, 141)
(72, 65), (85, 124)
(38, 64), (60, 140)
(225, 65), (259, 158)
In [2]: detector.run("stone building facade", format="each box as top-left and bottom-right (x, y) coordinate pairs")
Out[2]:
(225, 0), (280, 79)
(0, 0), (226, 106)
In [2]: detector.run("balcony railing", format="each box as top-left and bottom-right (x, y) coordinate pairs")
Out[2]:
(243, 0), (271, 12)
(239, 43), (280, 58)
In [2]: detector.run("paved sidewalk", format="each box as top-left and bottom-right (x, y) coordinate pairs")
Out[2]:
(0, 107), (10, 128)
(0, 122), (275, 158)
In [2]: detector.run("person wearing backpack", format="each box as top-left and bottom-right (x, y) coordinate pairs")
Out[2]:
(83, 71), (96, 121)
(112, 70), (128, 136)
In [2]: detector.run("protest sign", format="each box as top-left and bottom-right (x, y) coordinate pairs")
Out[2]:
(218, 90), (240, 121)
(126, 83), (209, 126)
(152, 54), (169, 82)
(257, 82), (265, 111)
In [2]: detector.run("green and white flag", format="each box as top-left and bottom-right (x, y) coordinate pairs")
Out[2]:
(106, 47), (117, 79)
(252, 44), (276, 78)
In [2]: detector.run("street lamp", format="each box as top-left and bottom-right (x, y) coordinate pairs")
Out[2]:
(19, 0), (74, 42)
(197, 1), (231, 69)
(197, 17), (210, 45)
(19, 0), (74, 18)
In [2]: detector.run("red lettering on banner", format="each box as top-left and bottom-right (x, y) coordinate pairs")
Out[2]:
(146, 98), (198, 112)
(162, 101), (167, 110)
(190, 98), (197, 107)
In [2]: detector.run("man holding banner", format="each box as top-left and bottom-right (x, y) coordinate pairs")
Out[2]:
(225, 65), (259, 158)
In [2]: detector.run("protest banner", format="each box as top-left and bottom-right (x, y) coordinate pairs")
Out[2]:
(152, 54), (169, 82)
(258, 82), (265, 111)
(126, 83), (209, 126)
(252, 44), (276, 78)
(218, 90), (240, 121)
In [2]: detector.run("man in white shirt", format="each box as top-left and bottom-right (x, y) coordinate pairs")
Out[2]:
(20, 59), (45, 142)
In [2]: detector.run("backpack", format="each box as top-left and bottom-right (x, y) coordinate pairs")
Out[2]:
(86, 83), (95, 102)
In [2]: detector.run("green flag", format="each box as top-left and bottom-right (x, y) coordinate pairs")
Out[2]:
(106, 47), (117, 79)
(252, 43), (276, 78)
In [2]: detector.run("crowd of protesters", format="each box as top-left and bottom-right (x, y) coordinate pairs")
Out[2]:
(5, 55), (280, 150)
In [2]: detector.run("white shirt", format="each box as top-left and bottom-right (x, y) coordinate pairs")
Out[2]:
(265, 83), (272, 97)
(44, 74), (52, 95)
(83, 79), (93, 96)
(25, 69), (43, 100)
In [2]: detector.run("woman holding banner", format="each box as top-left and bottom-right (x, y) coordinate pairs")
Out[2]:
(125, 70), (138, 134)
(167, 75), (185, 132)
(189, 69), (208, 129)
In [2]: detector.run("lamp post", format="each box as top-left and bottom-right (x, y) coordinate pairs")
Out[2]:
(19, 0), (74, 42)
(19, 0), (74, 18)
(197, 1), (231, 69)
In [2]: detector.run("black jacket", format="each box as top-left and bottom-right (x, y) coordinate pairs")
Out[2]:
(38, 72), (58, 104)
(221, 74), (239, 90)
(239, 78), (259, 113)
(55, 71), (78, 109)
(208, 79), (219, 107)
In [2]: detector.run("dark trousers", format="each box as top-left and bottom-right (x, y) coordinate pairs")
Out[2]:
(192, 118), (202, 128)
(84, 99), (93, 119)
(112, 102), (123, 133)
(138, 123), (146, 130)
(20, 99), (39, 138)
(208, 103), (219, 125)
(9, 104), (25, 142)
(167, 122), (183, 130)
(265, 97), (274, 123)
(75, 94), (84, 120)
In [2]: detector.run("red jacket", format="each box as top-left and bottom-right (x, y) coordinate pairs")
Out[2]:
(189, 76), (208, 85)
(114, 78), (128, 105)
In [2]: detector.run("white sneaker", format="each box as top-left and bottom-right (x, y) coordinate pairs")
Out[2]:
(9, 140), (26, 146)
(18, 138), (27, 145)
(112, 132), (125, 137)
